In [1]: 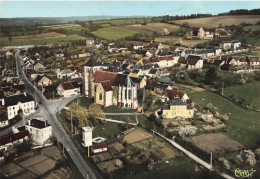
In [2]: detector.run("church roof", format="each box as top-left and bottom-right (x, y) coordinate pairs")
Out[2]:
(85, 58), (101, 67)
(101, 80), (113, 91)
(94, 70), (118, 84)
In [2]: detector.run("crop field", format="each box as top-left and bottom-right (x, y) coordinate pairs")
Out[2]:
(92, 26), (138, 40)
(122, 23), (180, 35)
(184, 133), (244, 153)
(123, 129), (151, 144)
(187, 90), (260, 148)
(172, 15), (260, 28)
(0, 33), (85, 46)
(41, 24), (81, 29)
(155, 36), (209, 47)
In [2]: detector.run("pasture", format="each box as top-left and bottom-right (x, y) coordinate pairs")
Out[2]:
(184, 133), (244, 153)
(223, 81), (260, 110)
(187, 90), (260, 148)
(122, 23), (180, 35)
(155, 36), (209, 47)
(41, 24), (81, 29)
(92, 26), (138, 40)
(172, 15), (260, 28)
(0, 33), (85, 46)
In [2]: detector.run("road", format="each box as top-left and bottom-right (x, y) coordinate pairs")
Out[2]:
(15, 50), (96, 179)
(152, 130), (235, 179)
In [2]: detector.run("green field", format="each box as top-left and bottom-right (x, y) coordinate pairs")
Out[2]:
(187, 90), (260, 148)
(243, 25), (260, 31)
(92, 27), (138, 40)
(0, 35), (85, 46)
(224, 82), (260, 110)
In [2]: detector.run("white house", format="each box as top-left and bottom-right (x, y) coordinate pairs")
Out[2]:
(186, 55), (204, 69)
(108, 43), (117, 53)
(4, 93), (35, 120)
(57, 82), (80, 97)
(247, 56), (260, 66)
(25, 118), (52, 145)
(0, 130), (29, 151)
(82, 126), (92, 147)
(56, 69), (74, 79)
(132, 42), (144, 50)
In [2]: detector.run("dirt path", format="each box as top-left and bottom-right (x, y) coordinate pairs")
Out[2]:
(176, 84), (205, 92)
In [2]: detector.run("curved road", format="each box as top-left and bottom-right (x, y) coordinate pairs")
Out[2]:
(15, 50), (96, 179)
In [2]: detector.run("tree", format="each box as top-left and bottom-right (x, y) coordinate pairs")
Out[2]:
(67, 102), (89, 127)
(182, 22), (190, 28)
(204, 67), (217, 85)
(88, 103), (105, 122)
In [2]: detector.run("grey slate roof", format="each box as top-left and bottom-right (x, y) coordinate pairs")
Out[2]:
(170, 97), (186, 105)
(4, 93), (34, 106)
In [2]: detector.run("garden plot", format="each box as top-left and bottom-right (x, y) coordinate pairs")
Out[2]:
(184, 133), (244, 154)
(0, 162), (24, 177)
(42, 145), (62, 160)
(28, 158), (57, 175)
(15, 171), (37, 179)
(123, 129), (151, 144)
(19, 154), (48, 167)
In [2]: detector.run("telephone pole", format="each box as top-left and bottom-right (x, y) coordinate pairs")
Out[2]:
(142, 87), (145, 114)
(221, 82), (224, 96)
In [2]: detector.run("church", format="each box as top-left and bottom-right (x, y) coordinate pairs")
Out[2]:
(83, 58), (138, 109)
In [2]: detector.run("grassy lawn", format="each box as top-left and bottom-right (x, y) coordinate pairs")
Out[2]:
(0, 35), (85, 46)
(187, 90), (260, 148)
(223, 81), (260, 110)
(92, 27), (138, 40)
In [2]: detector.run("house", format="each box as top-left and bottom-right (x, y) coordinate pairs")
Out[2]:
(220, 41), (241, 51)
(220, 64), (232, 71)
(86, 38), (95, 47)
(186, 55), (203, 69)
(57, 82), (80, 97)
(33, 62), (45, 72)
(130, 69), (143, 78)
(213, 59), (225, 69)
(158, 77), (173, 84)
(25, 118), (52, 145)
(154, 84), (172, 94)
(149, 43), (162, 50)
(35, 75), (52, 87)
(56, 69), (74, 79)
(192, 27), (215, 39)
(181, 49), (196, 57)
(0, 108), (8, 128)
(247, 56), (259, 66)
(161, 97), (194, 119)
(4, 93), (35, 120)
(83, 59), (138, 109)
(5, 51), (13, 59)
(165, 89), (189, 102)
(196, 49), (215, 58)
(132, 42), (144, 50)
(228, 56), (247, 66)
(148, 69), (160, 78)
(78, 53), (91, 58)
(96, 43), (103, 49)
(0, 130), (29, 151)
(108, 43), (117, 53)
(55, 51), (64, 58)
(92, 143), (108, 153)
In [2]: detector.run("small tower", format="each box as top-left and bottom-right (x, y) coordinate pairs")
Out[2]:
(82, 126), (92, 147)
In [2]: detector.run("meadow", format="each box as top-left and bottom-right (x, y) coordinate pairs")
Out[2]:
(223, 81), (260, 110)
(172, 15), (260, 28)
(122, 23), (180, 35)
(0, 33), (85, 46)
(92, 26), (139, 40)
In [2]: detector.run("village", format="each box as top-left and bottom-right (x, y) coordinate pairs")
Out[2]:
(1, 5), (260, 179)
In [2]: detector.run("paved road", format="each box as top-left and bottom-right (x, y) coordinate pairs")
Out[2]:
(15, 50), (96, 179)
(152, 130), (235, 179)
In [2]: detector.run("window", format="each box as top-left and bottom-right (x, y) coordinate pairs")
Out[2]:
(125, 89), (127, 100)
(99, 93), (102, 100)
(128, 89), (132, 99)
(94, 85), (97, 92)
(13, 107), (15, 110)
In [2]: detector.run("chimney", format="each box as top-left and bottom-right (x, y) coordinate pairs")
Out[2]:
(28, 119), (31, 126)
(24, 92), (27, 96)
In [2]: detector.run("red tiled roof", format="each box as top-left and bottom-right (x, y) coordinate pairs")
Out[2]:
(132, 42), (143, 46)
(248, 56), (259, 62)
(94, 70), (118, 84)
(0, 130), (29, 146)
(61, 82), (74, 90)
(101, 80), (113, 91)
(142, 59), (150, 65)
(150, 58), (159, 63)
(149, 43), (159, 48)
(109, 44), (117, 49)
(149, 69), (157, 74)
(158, 56), (173, 61)
(169, 47), (176, 52)
(92, 143), (107, 150)
(165, 90), (185, 99)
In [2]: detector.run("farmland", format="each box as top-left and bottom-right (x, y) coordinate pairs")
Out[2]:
(155, 36), (209, 47)
(92, 26), (139, 40)
(187, 90), (260, 148)
(0, 32), (85, 46)
(41, 23), (81, 29)
(122, 23), (180, 35)
(172, 15), (260, 28)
